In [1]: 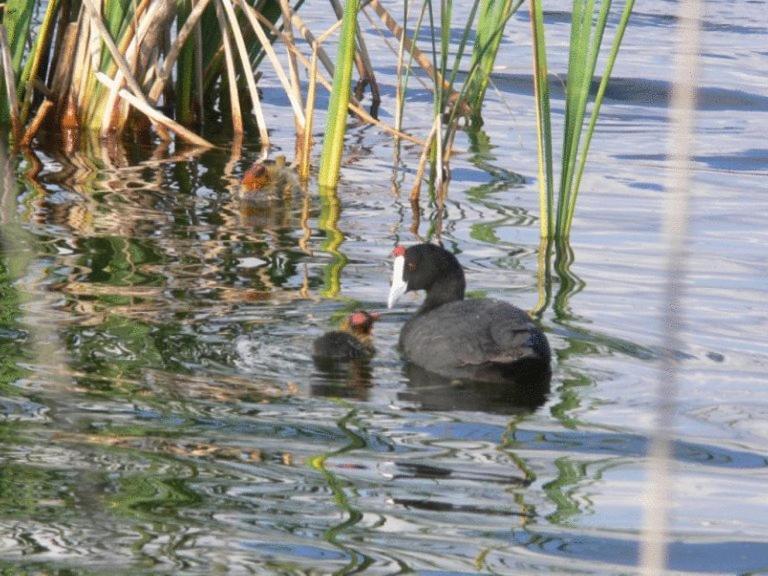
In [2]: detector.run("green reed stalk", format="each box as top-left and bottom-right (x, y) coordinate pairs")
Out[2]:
(464, 0), (523, 122)
(564, 0), (635, 237)
(18, 0), (60, 124)
(528, 0), (554, 239)
(176, 0), (197, 126)
(530, 0), (634, 240)
(318, 0), (359, 188)
(556, 0), (610, 233)
(2, 0), (33, 73)
(0, 0), (33, 125)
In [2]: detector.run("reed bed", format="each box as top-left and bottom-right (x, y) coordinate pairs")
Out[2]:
(1, 1), (635, 240)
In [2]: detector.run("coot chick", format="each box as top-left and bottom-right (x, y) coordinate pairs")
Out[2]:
(240, 155), (299, 198)
(312, 310), (380, 361)
(387, 243), (550, 383)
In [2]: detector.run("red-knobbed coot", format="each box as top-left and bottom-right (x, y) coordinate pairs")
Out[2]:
(312, 310), (380, 361)
(387, 243), (551, 383)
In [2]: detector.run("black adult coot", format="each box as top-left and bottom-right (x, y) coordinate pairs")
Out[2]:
(387, 244), (551, 383)
(312, 310), (380, 361)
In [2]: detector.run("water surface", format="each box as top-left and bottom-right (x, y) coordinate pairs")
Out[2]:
(1, 1), (767, 574)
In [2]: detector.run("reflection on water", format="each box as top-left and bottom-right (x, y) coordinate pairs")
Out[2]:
(400, 363), (550, 414)
(2, 1), (768, 572)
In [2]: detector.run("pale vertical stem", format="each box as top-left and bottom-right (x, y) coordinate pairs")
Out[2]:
(213, 0), (243, 135)
(194, 15), (204, 129)
(435, 112), (444, 201)
(299, 49), (318, 181)
(279, 0), (304, 112)
(251, 13), (422, 145)
(638, 1), (703, 574)
(69, 10), (91, 117)
(528, 0), (553, 240)
(393, 2), (407, 134)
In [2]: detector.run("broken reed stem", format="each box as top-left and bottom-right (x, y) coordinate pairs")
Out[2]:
(94, 72), (214, 148)
(410, 114), (439, 203)
(368, 0), (456, 98)
(100, 0), (165, 136)
(291, 13), (336, 77)
(21, 99), (54, 146)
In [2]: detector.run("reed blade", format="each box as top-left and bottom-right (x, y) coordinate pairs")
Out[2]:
(529, 0), (554, 239)
(318, 0), (360, 188)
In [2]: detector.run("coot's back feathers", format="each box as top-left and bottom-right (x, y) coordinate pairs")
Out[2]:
(399, 298), (550, 383)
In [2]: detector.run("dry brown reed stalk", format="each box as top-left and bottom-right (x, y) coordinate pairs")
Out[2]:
(64, 12), (91, 133)
(49, 23), (79, 121)
(99, 0), (172, 136)
(213, 0), (244, 135)
(81, 0), (149, 116)
(194, 15), (205, 126)
(393, 9), (407, 134)
(367, 0), (459, 103)
(298, 49), (318, 181)
(278, 0), (306, 154)
(410, 114), (439, 203)
(290, 13), (336, 77)
(219, 0), (269, 149)
(237, 0), (305, 124)
(147, 0), (213, 103)
(256, 13), (424, 146)
(21, 99), (54, 146)
(94, 72), (214, 148)
(279, 0), (302, 96)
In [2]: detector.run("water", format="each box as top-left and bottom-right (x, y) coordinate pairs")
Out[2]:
(2, 2), (768, 574)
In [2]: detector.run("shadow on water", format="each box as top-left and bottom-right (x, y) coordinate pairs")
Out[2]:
(490, 72), (768, 112)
